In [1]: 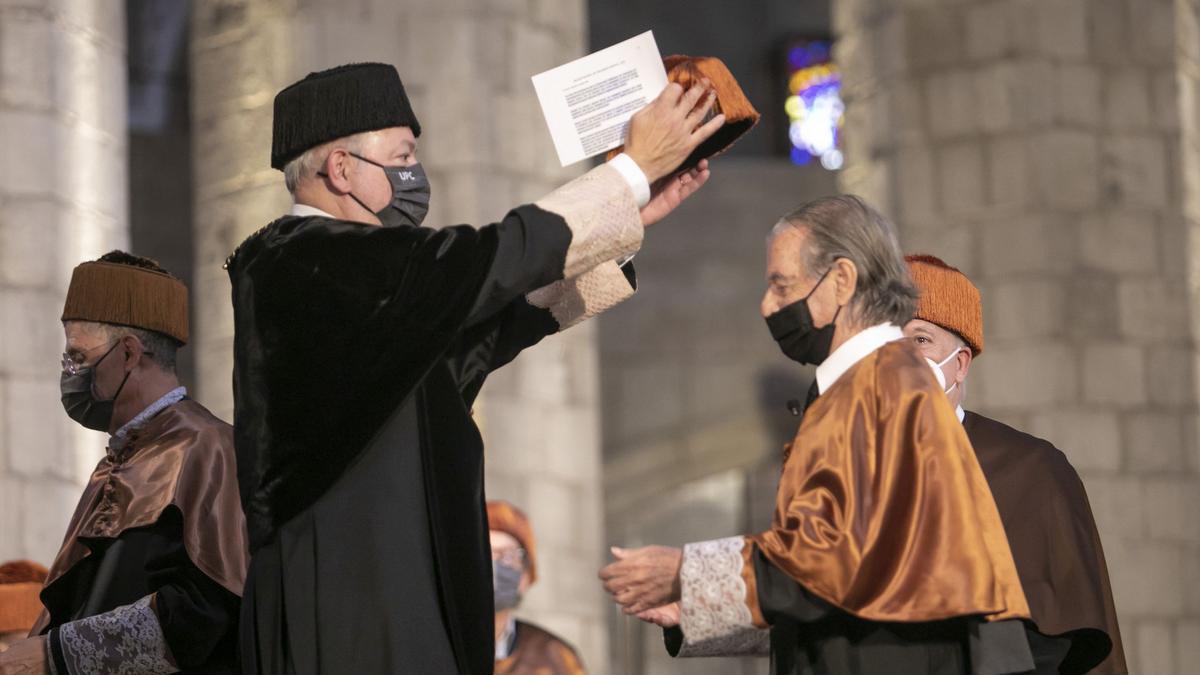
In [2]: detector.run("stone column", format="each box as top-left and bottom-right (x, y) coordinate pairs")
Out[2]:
(835, 0), (1199, 671)
(190, 1), (608, 669)
(0, 1), (128, 565)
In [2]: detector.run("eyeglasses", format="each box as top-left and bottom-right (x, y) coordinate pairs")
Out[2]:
(491, 547), (526, 569)
(61, 341), (118, 376)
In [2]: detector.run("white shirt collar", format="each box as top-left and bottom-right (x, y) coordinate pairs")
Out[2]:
(814, 323), (905, 394)
(956, 404), (965, 423)
(289, 203), (335, 219)
(495, 614), (517, 660)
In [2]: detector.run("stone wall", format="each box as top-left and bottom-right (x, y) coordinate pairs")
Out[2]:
(835, 0), (1200, 671)
(0, 0), (128, 566)
(189, 0), (609, 669)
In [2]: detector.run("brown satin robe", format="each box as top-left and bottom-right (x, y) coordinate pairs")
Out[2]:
(744, 340), (1030, 626)
(965, 411), (1127, 674)
(494, 620), (586, 675)
(30, 398), (248, 634)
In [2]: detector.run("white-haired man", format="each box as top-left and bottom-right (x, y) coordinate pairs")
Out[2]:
(226, 61), (725, 674)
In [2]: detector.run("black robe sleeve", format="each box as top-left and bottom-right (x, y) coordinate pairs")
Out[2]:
(229, 163), (643, 548)
(447, 258), (637, 405)
(46, 509), (239, 674)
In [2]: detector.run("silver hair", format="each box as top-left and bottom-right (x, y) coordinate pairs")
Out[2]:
(69, 320), (179, 372)
(773, 194), (918, 326)
(282, 131), (373, 194)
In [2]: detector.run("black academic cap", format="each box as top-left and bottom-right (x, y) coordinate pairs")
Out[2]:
(270, 62), (422, 170)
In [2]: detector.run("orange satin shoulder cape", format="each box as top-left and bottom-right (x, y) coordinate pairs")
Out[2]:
(494, 620), (587, 675)
(745, 340), (1030, 625)
(30, 399), (249, 635)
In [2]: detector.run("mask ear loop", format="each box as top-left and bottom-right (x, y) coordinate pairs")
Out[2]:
(317, 153), (384, 221)
(803, 266), (842, 330)
(938, 347), (964, 394)
(88, 341), (126, 401)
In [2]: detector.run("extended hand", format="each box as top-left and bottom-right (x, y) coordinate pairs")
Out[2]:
(0, 636), (48, 675)
(636, 602), (681, 628)
(624, 81), (725, 184)
(599, 545), (683, 615)
(640, 159), (711, 227)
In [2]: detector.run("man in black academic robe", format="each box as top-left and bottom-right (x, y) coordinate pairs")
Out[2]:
(0, 252), (248, 675)
(226, 62), (725, 674)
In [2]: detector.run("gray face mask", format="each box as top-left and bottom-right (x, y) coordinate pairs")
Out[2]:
(349, 154), (431, 227)
(493, 561), (523, 611)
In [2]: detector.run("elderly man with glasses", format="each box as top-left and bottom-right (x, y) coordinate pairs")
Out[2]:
(0, 251), (248, 675)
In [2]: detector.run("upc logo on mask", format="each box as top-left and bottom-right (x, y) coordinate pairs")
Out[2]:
(397, 171), (416, 181)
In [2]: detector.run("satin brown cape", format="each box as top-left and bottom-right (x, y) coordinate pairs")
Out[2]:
(494, 620), (586, 675)
(30, 399), (248, 634)
(965, 411), (1127, 674)
(747, 340), (1030, 625)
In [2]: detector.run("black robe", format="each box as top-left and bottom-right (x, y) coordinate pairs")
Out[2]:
(38, 511), (241, 674)
(228, 168), (640, 675)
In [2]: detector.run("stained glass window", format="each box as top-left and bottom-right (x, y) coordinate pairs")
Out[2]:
(785, 40), (844, 170)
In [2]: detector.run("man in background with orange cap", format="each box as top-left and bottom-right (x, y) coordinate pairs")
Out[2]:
(0, 562), (47, 653)
(488, 501), (586, 675)
(904, 254), (1126, 675)
(0, 251), (248, 675)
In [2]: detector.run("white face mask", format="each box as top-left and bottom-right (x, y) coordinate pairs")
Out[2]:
(925, 347), (962, 395)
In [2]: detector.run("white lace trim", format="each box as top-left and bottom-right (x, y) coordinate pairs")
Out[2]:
(57, 595), (177, 674)
(676, 536), (770, 657)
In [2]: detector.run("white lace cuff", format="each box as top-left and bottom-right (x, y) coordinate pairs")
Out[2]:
(526, 260), (635, 330)
(674, 536), (771, 657)
(535, 163), (644, 280)
(54, 595), (177, 674)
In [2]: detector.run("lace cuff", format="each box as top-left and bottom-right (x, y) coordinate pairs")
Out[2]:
(526, 259), (635, 330)
(674, 536), (771, 657)
(52, 595), (178, 674)
(535, 163), (644, 280)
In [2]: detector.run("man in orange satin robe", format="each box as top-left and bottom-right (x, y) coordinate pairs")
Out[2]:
(600, 196), (1038, 674)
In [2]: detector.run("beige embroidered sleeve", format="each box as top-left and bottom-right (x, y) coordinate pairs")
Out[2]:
(534, 163), (644, 281)
(526, 260), (635, 330)
(672, 536), (771, 657)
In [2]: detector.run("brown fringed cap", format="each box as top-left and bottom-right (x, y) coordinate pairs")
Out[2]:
(905, 254), (984, 356)
(0, 560), (47, 634)
(487, 500), (538, 583)
(61, 251), (189, 345)
(608, 55), (760, 172)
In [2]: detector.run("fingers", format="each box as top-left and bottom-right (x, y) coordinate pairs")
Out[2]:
(685, 89), (717, 128)
(677, 171), (709, 202)
(690, 112), (726, 145)
(679, 79), (709, 115)
(658, 82), (685, 106)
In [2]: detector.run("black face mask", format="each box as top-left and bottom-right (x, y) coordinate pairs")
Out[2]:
(60, 342), (131, 432)
(765, 267), (843, 365)
(348, 154), (431, 228)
